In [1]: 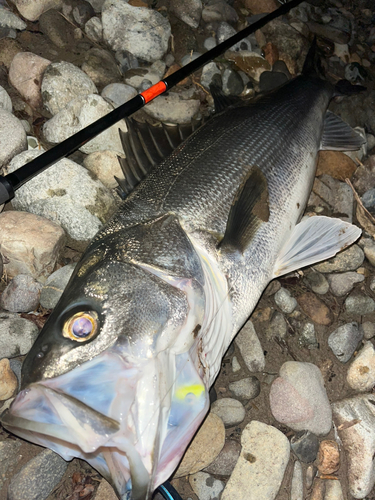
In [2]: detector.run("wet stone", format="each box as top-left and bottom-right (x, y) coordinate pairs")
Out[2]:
(211, 398), (245, 427)
(189, 472), (224, 500)
(304, 270), (329, 295)
(291, 430), (320, 463)
(228, 376), (260, 401)
(1, 274), (42, 313)
(328, 322), (363, 363)
(170, 0), (202, 29)
(39, 8), (78, 48)
(40, 264), (76, 309)
(274, 287), (297, 313)
(327, 271), (365, 297)
(204, 439), (241, 476)
(314, 244), (364, 273)
(101, 83), (137, 108)
(0, 312), (39, 358)
(345, 294), (375, 316)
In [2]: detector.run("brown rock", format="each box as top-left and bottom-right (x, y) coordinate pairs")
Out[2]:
(316, 151), (357, 181)
(297, 293), (332, 325)
(173, 413), (225, 477)
(263, 42), (279, 66)
(317, 440), (340, 474)
(242, 0), (278, 14)
(225, 51), (270, 82)
(0, 359), (18, 401)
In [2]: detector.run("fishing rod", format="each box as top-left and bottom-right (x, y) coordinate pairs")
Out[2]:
(0, 0), (305, 205)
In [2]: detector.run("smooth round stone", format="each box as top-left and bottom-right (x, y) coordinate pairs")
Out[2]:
(1, 274), (42, 313)
(72, 2), (95, 25)
(291, 430), (320, 463)
(211, 398), (245, 427)
(327, 271), (365, 297)
(347, 341), (375, 392)
(0, 85), (12, 112)
(361, 322), (375, 340)
(314, 244), (364, 273)
(364, 240), (375, 266)
(189, 472), (224, 500)
(39, 8), (78, 48)
(83, 149), (124, 188)
(235, 320), (265, 372)
(345, 294), (375, 315)
(291, 461), (303, 500)
(0, 312), (39, 358)
(0, 5), (26, 30)
(304, 270), (329, 295)
(40, 264), (76, 309)
(123, 68), (160, 89)
(204, 439), (241, 476)
(150, 60), (166, 78)
(84, 16), (103, 43)
(328, 322), (363, 363)
(144, 92), (200, 124)
(229, 376), (260, 401)
(0, 109), (27, 168)
(0, 358), (18, 401)
(10, 0), (62, 21)
(274, 287), (297, 314)
(222, 68), (244, 96)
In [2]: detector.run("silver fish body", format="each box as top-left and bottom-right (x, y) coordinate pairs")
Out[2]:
(1, 69), (363, 499)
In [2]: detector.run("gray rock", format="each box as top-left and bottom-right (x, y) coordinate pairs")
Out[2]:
(72, 2), (94, 25)
(0, 109), (27, 168)
(43, 94), (127, 154)
(144, 92), (200, 124)
(291, 430), (320, 463)
(274, 287), (297, 314)
(235, 320), (265, 372)
(304, 270), (329, 295)
(41, 61), (98, 115)
(0, 85), (12, 112)
(298, 322), (318, 349)
(364, 239), (375, 267)
(222, 68), (244, 96)
(200, 62), (221, 90)
(102, 0), (171, 62)
(115, 50), (139, 74)
(189, 471), (224, 500)
(361, 322), (375, 340)
(81, 48), (122, 88)
(203, 37), (217, 51)
(170, 0), (202, 29)
(204, 439), (241, 476)
(181, 52), (202, 67)
(328, 322), (363, 363)
(1, 274), (42, 313)
(101, 83), (137, 109)
(327, 271), (365, 297)
(150, 60), (166, 79)
(345, 294), (375, 315)
(0, 5), (27, 30)
(84, 16), (103, 42)
(229, 376), (260, 400)
(311, 175), (353, 222)
(39, 8), (77, 48)
(10, 0), (63, 21)
(202, 1), (238, 23)
(265, 311), (287, 340)
(0, 312), (39, 358)
(0, 440), (22, 489)
(8, 450), (67, 500)
(362, 188), (375, 212)
(314, 244), (364, 273)
(9, 357), (22, 390)
(40, 264), (76, 309)
(123, 68), (160, 89)
(291, 461), (303, 500)
(217, 22), (251, 52)
(211, 398), (245, 427)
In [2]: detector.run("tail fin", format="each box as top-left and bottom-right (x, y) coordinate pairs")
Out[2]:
(302, 37), (325, 79)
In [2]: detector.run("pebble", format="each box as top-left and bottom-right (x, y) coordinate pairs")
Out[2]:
(43, 94), (127, 154)
(39, 9), (78, 49)
(225, 51), (270, 82)
(1, 274), (42, 313)
(0, 5), (26, 30)
(83, 149), (124, 189)
(269, 361), (332, 436)
(304, 270), (329, 295)
(325, 479), (344, 500)
(81, 47), (121, 88)
(174, 413), (225, 477)
(123, 68), (160, 90)
(0, 311), (39, 358)
(274, 287), (297, 313)
(144, 92), (200, 124)
(317, 440), (340, 474)
(203, 37), (217, 51)
(298, 322), (319, 349)
(297, 293), (332, 326)
(115, 50), (139, 74)
(102, 0), (171, 63)
(0, 358), (18, 400)
(332, 394), (375, 498)
(189, 472), (224, 500)
(202, 2), (238, 23)
(307, 21), (350, 45)
(221, 421), (290, 500)
(346, 341), (375, 392)
(102, 83), (137, 108)
(345, 294), (375, 315)
(204, 440), (241, 476)
(265, 311), (287, 340)
(200, 62), (221, 90)
(170, 0), (202, 29)
(7, 151), (116, 247)
(229, 376), (260, 401)
(0, 85), (12, 112)
(217, 22), (252, 52)
(41, 61), (98, 115)
(328, 322), (363, 363)
(222, 68), (244, 96)
(8, 449), (68, 500)
(9, 358), (22, 390)
(94, 480), (118, 500)
(211, 398), (245, 427)
(232, 355), (241, 372)
(360, 322), (375, 340)
(0, 109), (27, 168)
(10, 0), (62, 21)
(290, 430), (320, 463)
(327, 271), (364, 297)
(291, 461), (303, 500)
(85, 16), (103, 43)
(314, 244), (364, 273)
(316, 151), (357, 181)
(0, 211), (65, 279)
(235, 320), (265, 372)
(40, 263), (76, 309)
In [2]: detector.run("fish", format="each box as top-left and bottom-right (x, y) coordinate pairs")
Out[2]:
(0, 42), (366, 500)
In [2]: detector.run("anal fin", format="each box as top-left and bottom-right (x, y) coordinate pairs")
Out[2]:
(320, 111), (366, 151)
(273, 215), (361, 277)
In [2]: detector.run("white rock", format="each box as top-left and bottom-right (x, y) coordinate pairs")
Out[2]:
(84, 16), (103, 43)
(235, 320), (265, 372)
(211, 398), (245, 427)
(102, 0), (171, 63)
(41, 61), (98, 115)
(144, 91), (200, 124)
(221, 421), (290, 500)
(170, 0), (202, 29)
(291, 461), (303, 500)
(101, 83), (137, 108)
(0, 109), (27, 168)
(347, 342), (375, 392)
(10, 0), (63, 21)
(83, 150), (124, 189)
(0, 6), (27, 30)
(189, 472), (224, 500)
(43, 94), (127, 155)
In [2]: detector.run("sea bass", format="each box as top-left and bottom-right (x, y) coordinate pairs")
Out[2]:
(1, 45), (365, 499)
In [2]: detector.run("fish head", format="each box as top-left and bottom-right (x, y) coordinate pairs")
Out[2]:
(1, 241), (209, 499)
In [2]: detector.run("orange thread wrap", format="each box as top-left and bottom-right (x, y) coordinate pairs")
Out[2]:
(140, 81), (167, 104)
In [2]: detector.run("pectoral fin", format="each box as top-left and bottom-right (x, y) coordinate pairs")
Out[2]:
(320, 111), (366, 151)
(273, 216), (361, 277)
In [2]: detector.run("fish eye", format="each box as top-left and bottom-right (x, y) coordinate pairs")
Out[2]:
(62, 311), (98, 342)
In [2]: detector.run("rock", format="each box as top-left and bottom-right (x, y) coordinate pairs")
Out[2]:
(235, 320), (265, 372)
(81, 48), (121, 88)
(269, 361), (332, 436)
(144, 92), (200, 124)
(211, 398), (245, 427)
(317, 440), (340, 474)
(0, 440), (22, 490)
(332, 394), (375, 498)
(217, 23), (252, 52)
(40, 264), (76, 309)
(225, 51), (270, 81)
(9, 358), (22, 390)
(71, 2), (95, 25)
(304, 270), (329, 295)
(265, 311), (287, 340)
(291, 430), (320, 463)
(174, 413), (225, 477)
(204, 440), (241, 476)
(0, 5), (27, 30)
(11, 0), (62, 21)
(361, 322), (375, 340)
(345, 294), (375, 316)
(291, 461), (303, 500)
(274, 287), (297, 313)
(307, 21), (350, 45)
(94, 480), (118, 500)
(346, 341), (375, 392)
(0, 85), (12, 113)
(0, 109), (27, 168)
(242, 0), (278, 14)
(232, 356), (241, 373)
(8, 151), (116, 247)
(115, 50), (139, 74)
(102, 0), (171, 63)
(43, 94), (127, 154)
(328, 322), (363, 363)
(123, 68), (160, 89)
(298, 322), (319, 349)
(202, 2), (238, 23)
(310, 175), (353, 222)
(364, 239), (375, 266)
(0, 358), (18, 400)
(297, 293), (332, 326)
(314, 245), (364, 273)
(41, 61), (97, 115)
(327, 272), (365, 297)
(203, 37), (217, 50)
(200, 62), (221, 90)
(85, 16), (103, 42)
(1, 274), (42, 313)
(0, 211), (65, 279)
(189, 472), (224, 500)
(325, 479), (344, 500)
(222, 68), (244, 96)
(229, 376), (260, 400)
(8, 449), (67, 500)
(170, 0), (202, 29)
(83, 150), (124, 189)
(101, 83), (137, 108)
(221, 421), (290, 500)
(0, 312), (39, 358)
(39, 8), (79, 48)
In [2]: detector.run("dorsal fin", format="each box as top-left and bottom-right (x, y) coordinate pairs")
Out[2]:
(209, 84), (244, 114)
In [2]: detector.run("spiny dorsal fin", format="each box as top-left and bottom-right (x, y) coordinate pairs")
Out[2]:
(209, 84), (244, 114)
(220, 166), (269, 254)
(320, 111), (366, 151)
